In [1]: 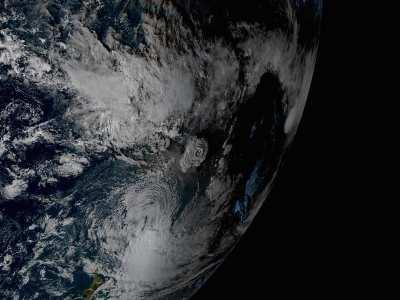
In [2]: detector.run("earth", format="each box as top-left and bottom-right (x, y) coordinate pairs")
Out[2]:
(0, 1), (322, 299)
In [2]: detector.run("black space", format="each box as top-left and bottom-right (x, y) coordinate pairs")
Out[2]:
(193, 2), (364, 299)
